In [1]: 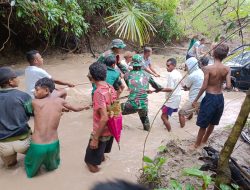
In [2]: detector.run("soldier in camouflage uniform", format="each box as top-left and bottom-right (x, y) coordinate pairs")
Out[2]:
(117, 54), (162, 131)
(97, 39), (126, 65)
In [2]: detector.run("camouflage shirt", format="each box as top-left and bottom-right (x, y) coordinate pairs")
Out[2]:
(118, 64), (162, 109)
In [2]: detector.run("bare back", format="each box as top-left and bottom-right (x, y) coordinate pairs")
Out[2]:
(32, 97), (64, 144)
(205, 61), (230, 94)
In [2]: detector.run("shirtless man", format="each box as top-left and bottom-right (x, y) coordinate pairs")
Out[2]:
(25, 77), (88, 178)
(191, 44), (231, 149)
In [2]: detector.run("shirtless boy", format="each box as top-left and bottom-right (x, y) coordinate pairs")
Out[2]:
(192, 44), (231, 149)
(25, 77), (87, 178)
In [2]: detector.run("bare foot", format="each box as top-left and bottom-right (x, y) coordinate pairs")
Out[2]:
(86, 163), (100, 173)
(200, 141), (208, 148)
(188, 144), (199, 151)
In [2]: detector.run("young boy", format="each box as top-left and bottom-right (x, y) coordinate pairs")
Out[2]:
(161, 58), (182, 132)
(0, 67), (32, 167)
(192, 44), (231, 149)
(24, 77), (87, 178)
(85, 62), (117, 173)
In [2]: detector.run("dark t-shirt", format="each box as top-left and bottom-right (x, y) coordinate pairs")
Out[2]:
(0, 88), (32, 140)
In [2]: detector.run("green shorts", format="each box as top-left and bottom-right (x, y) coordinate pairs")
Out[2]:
(24, 140), (60, 178)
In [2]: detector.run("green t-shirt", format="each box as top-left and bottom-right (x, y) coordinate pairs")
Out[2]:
(92, 66), (121, 95)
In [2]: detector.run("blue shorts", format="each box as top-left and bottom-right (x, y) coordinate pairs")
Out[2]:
(162, 105), (178, 116)
(197, 93), (224, 128)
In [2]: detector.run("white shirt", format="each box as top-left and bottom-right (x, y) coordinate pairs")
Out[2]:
(142, 56), (151, 68)
(188, 41), (200, 57)
(185, 69), (205, 102)
(165, 69), (182, 109)
(25, 66), (52, 98)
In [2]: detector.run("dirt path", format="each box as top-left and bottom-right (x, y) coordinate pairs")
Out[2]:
(0, 53), (246, 190)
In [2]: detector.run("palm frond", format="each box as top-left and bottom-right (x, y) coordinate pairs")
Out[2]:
(106, 2), (156, 46)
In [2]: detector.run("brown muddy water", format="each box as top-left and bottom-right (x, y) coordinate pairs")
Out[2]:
(0, 53), (246, 190)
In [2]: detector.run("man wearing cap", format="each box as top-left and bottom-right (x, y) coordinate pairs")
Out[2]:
(0, 67), (33, 167)
(97, 39), (126, 65)
(117, 54), (162, 131)
(178, 57), (205, 128)
(25, 50), (75, 98)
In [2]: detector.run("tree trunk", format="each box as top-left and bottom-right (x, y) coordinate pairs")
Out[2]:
(215, 90), (250, 189)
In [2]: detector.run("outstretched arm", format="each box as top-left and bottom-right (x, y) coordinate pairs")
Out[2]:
(62, 101), (89, 112)
(53, 78), (75, 87)
(149, 76), (163, 92)
(52, 89), (67, 99)
(149, 65), (160, 77)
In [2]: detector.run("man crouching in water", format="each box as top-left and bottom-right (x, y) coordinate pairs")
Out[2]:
(25, 77), (87, 178)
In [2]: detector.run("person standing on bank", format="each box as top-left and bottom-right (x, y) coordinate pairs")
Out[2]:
(186, 38), (206, 60)
(191, 44), (231, 149)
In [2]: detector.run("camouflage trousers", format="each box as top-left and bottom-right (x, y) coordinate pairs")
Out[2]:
(121, 101), (150, 131)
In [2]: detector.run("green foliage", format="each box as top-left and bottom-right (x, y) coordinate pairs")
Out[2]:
(154, 181), (195, 190)
(143, 155), (167, 184)
(220, 183), (239, 190)
(15, 0), (88, 43)
(139, 0), (183, 43)
(82, 0), (123, 15)
(180, 0), (250, 40)
(168, 180), (183, 190)
(106, 0), (157, 46)
(158, 145), (167, 153)
(183, 168), (212, 189)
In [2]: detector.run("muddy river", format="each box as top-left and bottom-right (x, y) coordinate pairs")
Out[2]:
(0, 53), (246, 190)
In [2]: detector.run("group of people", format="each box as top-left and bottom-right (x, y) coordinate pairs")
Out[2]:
(0, 37), (231, 178)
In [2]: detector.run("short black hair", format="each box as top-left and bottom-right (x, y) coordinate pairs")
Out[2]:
(89, 62), (107, 81)
(213, 44), (229, 61)
(199, 56), (209, 67)
(35, 77), (55, 93)
(167, 58), (177, 66)
(91, 180), (149, 190)
(144, 47), (152, 53)
(26, 50), (39, 64)
(104, 55), (116, 67)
